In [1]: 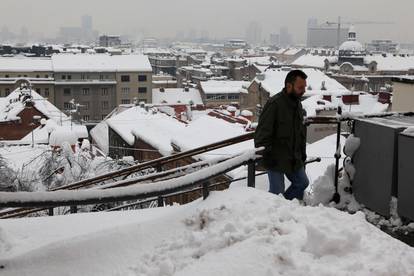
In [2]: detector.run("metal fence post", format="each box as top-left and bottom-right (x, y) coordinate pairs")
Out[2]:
(157, 196), (164, 207)
(202, 182), (209, 199)
(247, 160), (256, 188)
(70, 206), (78, 214)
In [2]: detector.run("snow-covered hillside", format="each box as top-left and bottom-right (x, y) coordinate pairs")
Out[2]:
(1, 187), (413, 276)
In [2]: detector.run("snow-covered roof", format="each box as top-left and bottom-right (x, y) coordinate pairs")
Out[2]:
(172, 114), (253, 161)
(90, 105), (134, 154)
(244, 56), (275, 66)
(302, 93), (389, 117)
(254, 68), (349, 97)
(200, 80), (250, 94)
(106, 106), (186, 155)
(152, 88), (203, 105)
(339, 40), (364, 52)
(292, 55), (338, 69)
(283, 48), (304, 56)
(0, 88), (87, 145)
(51, 54), (152, 72)
(364, 55), (414, 71)
(0, 88), (68, 123)
(0, 57), (53, 72)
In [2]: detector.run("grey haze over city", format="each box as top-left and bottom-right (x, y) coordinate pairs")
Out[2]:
(0, 0), (412, 43)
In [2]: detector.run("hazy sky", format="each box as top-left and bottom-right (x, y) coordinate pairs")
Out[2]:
(0, 0), (412, 43)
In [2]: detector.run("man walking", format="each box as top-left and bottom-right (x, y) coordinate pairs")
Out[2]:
(254, 70), (309, 200)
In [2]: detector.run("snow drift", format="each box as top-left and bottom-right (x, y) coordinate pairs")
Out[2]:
(1, 187), (414, 276)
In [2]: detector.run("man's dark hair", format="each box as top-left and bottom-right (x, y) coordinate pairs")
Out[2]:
(285, 70), (308, 86)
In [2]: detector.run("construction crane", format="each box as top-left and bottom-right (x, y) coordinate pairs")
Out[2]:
(326, 16), (395, 47)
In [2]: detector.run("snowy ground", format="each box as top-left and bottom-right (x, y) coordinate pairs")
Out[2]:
(1, 187), (414, 276)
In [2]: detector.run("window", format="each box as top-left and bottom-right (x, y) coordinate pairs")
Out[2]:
(138, 75), (147, 82)
(138, 87), (147, 94)
(81, 102), (90, 110)
(44, 74), (49, 78)
(5, 75), (9, 78)
(36, 75), (40, 78)
(63, 102), (72, 109)
(68, 75), (72, 80)
(82, 115), (90, 121)
(121, 75), (130, 82)
(121, 99), (131, 104)
(44, 88), (50, 97)
(99, 74), (104, 80)
(5, 88), (10, 96)
(101, 88), (109, 96)
(227, 94), (239, 100)
(206, 94), (225, 100)
(63, 88), (71, 96)
(81, 74), (86, 80)
(121, 87), (130, 94)
(61, 75), (66, 80)
(36, 88), (41, 94)
(82, 88), (90, 95)
(101, 101), (109, 109)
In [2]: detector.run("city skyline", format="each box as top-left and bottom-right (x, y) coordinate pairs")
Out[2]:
(0, 0), (412, 44)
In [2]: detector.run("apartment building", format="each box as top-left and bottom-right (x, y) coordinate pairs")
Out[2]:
(0, 54), (153, 122)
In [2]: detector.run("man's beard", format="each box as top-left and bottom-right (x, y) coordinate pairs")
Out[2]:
(289, 90), (303, 100)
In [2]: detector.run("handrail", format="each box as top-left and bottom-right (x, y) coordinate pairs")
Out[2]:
(0, 149), (260, 209)
(50, 132), (254, 191)
(0, 133), (254, 218)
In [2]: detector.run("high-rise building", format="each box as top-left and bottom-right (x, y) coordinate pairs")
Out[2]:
(81, 15), (93, 31)
(279, 27), (292, 47)
(270, 33), (280, 46)
(307, 18), (348, 48)
(246, 21), (262, 45)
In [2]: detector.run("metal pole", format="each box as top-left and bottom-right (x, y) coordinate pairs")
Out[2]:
(157, 196), (164, 207)
(31, 129), (34, 148)
(202, 182), (209, 199)
(247, 160), (256, 188)
(332, 121), (342, 203)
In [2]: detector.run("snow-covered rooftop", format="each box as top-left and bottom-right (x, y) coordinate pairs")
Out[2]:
(364, 54), (414, 71)
(292, 55), (338, 69)
(51, 54), (152, 72)
(254, 68), (349, 97)
(302, 93), (389, 117)
(200, 80), (250, 94)
(106, 106), (186, 155)
(152, 88), (203, 105)
(172, 114), (253, 161)
(0, 88), (67, 123)
(0, 57), (53, 72)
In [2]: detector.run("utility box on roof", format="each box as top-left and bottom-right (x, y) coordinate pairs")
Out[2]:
(397, 132), (414, 221)
(353, 116), (414, 217)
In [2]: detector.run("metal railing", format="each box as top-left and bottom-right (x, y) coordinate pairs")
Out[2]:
(0, 133), (255, 218)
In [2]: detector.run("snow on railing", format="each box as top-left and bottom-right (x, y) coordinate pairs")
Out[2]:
(0, 149), (261, 208)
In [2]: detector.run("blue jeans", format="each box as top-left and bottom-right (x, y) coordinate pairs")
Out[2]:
(267, 167), (309, 200)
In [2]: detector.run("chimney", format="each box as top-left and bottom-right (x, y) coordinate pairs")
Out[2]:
(240, 110), (253, 121)
(227, 105), (237, 117)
